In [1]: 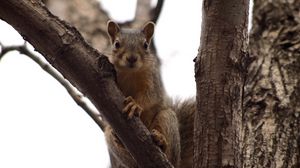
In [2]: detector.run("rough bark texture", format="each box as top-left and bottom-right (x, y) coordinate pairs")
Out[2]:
(44, 0), (111, 53)
(194, 0), (249, 167)
(243, 0), (300, 167)
(0, 1), (172, 168)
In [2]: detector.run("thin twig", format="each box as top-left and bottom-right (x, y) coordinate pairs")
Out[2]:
(0, 43), (106, 131)
(0, 44), (23, 61)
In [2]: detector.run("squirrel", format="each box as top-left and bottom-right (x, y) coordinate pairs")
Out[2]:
(103, 20), (182, 168)
(103, 20), (196, 168)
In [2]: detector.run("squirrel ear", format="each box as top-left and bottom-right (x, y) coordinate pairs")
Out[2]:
(107, 20), (120, 42)
(142, 21), (155, 43)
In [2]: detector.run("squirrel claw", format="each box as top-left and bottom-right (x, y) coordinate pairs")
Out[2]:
(123, 96), (143, 119)
(151, 129), (167, 152)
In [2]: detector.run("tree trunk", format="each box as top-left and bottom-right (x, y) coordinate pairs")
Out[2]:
(194, 0), (249, 167)
(243, 0), (300, 167)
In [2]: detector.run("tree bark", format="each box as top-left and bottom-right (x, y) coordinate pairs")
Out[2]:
(44, 0), (111, 52)
(0, 1), (172, 168)
(194, 0), (249, 167)
(243, 0), (300, 167)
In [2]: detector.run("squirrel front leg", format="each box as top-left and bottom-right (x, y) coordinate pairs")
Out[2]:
(122, 96), (143, 119)
(123, 96), (171, 153)
(123, 96), (181, 167)
(151, 129), (168, 152)
(149, 108), (181, 168)
(122, 96), (168, 152)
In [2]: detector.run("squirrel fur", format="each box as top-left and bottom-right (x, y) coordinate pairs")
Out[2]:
(104, 20), (195, 168)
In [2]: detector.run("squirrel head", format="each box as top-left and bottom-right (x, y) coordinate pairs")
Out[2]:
(106, 20), (155, 71)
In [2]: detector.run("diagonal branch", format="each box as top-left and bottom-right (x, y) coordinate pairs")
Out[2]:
(0, 43), (106, 131)
(151, 0), (164, 23)
(0, 1), (172, 167)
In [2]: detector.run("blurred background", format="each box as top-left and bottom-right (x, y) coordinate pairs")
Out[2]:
(0, 0), (201, 167)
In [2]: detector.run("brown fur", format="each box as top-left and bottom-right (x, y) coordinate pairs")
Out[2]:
(173, 98), (196, 168)
(104, 21), (181, 168)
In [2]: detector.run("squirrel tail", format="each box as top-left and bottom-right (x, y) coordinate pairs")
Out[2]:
(172, 98), (196, 168)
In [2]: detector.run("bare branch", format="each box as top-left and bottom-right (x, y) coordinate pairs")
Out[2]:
(44, 0), (111, 52)
(134, 0), (152, 27)
(0, 45), (22, 60)
(0, 1), (172, 167)
(132, 0), (164, 27)
(151, 0), (164, 23)
(0, 43), (106, 131)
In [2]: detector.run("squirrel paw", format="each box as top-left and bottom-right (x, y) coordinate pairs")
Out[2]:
(123, 96), (143, 119)
(151, 129), (167, 152)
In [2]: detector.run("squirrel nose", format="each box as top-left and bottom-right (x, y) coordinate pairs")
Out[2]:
(126, 56), (137, 64)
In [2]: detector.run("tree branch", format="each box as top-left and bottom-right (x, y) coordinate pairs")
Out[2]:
(0, 1), (172, 167)
(151, 0), (164, 23)
(0, 43), (106, 131)
(44, 0), (111, 52)
(134, 0), (152, 27)
(0, 43), (22, 60)
(133, 0), (164, 26)
(194, 0), (249, 167)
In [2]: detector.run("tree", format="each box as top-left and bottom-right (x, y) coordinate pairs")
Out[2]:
(243, 0), (300, 167)
(0, 0), (299, 168)
(194, 0), (249, 167)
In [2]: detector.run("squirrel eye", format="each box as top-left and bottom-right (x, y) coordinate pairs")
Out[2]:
(114, 41), (120, 49)
(143, 42), (149, 50)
